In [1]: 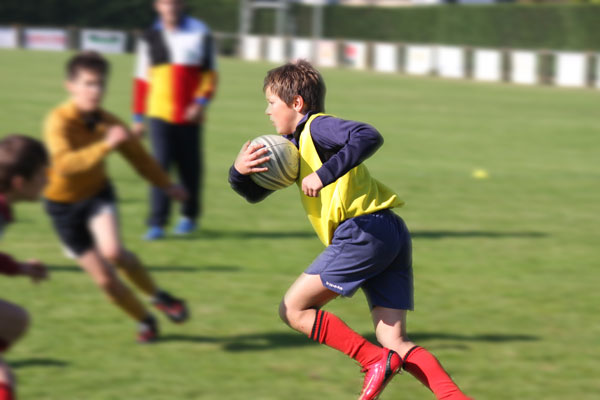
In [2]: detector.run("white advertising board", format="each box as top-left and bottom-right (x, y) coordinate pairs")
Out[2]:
(436, 46), (465, 79)
(343, 41), (367, 70)
(373, 43), (398, 73)
(510, 50), (537, 85)
(555, 52), (586, 88)
(266, 36), (285, 63)
(0, 27), (18, 48)
(81, 29), (126, 53)
(241, 35), (262, 61)
(24, 28), (68, 51)
(316, 40), (337, 68)
(405, 45), (434, 75)
(474, 49), (502, 82)
(291, 38), (313, 61)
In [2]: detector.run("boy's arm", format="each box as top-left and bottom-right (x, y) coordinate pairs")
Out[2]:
(194, 32), (218, 107)
(0, 253), (20, 275)
(44, 114), (111, 176)
(228, 166), (273, 203)
(0, 254), (48, 282)
(311, 116), (384, 187)
(117, 136), (172, 189)
(228, 141), (273, 203)
(132, 36), (150, 124)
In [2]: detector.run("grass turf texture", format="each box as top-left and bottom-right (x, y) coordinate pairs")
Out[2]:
(0, 49), (598, 399)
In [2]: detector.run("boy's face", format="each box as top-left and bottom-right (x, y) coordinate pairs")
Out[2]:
(155, 0), (183, 25)
(13, 168), (48, 201)
(265, 87), (303, 135)
(66, 69), (106, 112)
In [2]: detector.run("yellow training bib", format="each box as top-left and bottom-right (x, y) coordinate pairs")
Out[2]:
(297, 113), (404, 246)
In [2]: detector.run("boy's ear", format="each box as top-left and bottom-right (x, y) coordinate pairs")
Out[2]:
(292, 95), (305, 113)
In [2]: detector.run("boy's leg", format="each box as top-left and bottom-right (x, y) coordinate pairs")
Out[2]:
(89, 209), (189, 323)
(280, 273), (386, 369)
(77, 249), (149, 322)
(0, 301), (29, 400)
(0, 301), (29, 350)
(173, 124), (201, 225)
(0, 359), (14, 400)
(89, 209), (157, 296)
(147, 118), (173, 228)
(372, 306), (471, 400)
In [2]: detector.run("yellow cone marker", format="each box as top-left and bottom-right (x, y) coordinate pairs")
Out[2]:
(472, 168), (489, 179)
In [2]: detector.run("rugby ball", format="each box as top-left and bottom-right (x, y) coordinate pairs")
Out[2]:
(249, 134), (299, 190)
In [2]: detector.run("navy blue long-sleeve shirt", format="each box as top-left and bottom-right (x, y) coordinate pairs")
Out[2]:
(229, 112), (383, 203)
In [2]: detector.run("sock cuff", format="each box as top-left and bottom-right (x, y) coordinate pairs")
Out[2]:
(309, 309), (326, 343)
(402, 345), (422, 368)
(0, 382), (13, 394)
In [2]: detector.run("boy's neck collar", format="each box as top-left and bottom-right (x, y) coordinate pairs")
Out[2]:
(292, 111), (313, 141)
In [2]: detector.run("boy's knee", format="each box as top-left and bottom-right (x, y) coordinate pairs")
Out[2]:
(278, 300), (291, 326)
(102, 247), (123, 264)
(0, 361), (14, 385)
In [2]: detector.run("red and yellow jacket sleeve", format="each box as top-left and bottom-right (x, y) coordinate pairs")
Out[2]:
(132, 38), (150, 122)
(44, 113), (111, 176)
(194, 69), (218, 106)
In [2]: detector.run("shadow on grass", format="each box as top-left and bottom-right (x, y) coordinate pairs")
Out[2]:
(167, 228), (315, 241)
(158, 330), (539, 352)
(8, 358), (69, 369)
(412, 230), (547, 239)
(48, 265), (242, 273)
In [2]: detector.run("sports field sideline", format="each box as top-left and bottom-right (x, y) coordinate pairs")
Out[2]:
(0, 49), (598, 399)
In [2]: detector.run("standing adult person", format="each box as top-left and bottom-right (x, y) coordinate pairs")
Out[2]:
(133, 0), (217, 240)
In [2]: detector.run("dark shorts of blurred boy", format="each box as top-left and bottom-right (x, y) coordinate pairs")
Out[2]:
(305, 209), (414, 311)
(44, 184), (116, 257)
(146, 119), (203, 232)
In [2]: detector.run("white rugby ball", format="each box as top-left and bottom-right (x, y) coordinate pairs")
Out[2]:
(249, 134), (300, 190)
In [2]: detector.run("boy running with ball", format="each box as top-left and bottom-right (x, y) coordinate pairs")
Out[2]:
(229, 61), (472, 399)
(0, 135), (49, 400)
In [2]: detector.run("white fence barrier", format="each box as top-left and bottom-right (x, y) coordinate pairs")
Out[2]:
(596, 54), (600, 89)
(316, 40), (337, 68)
(373, 43), (398, 73)
(0, 26), (18, 48)
(241, 35), (261, 61)
(555, 52), (587, 88)
(1, 28), (598, 91)
(510, 50), (537, 85)
(405, 45), (434, 75)
(474, 49), (502, 82)
(343, 41), (367, 70)
(24, 28), (68, 51)
(266, 36), (285, 63)
(291, 38), (313, 61)
(436, 46), (465, 79)
(81, 29), (127, 54)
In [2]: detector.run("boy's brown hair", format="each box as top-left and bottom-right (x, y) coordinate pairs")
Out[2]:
(66, 51), (110, 80)
(264, 60), (326, 113)
(0, 135), (48, 192)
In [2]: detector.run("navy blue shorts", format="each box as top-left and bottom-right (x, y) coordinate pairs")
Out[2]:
(305, 209), (414, 310)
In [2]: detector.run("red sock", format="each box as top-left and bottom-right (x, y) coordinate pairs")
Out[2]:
(309, 309), (382, 367)
(0, 383), (14, 400)
(403, 346), (470, 400)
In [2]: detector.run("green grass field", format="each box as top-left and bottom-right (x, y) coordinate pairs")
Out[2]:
(0, 49), (598, 400)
